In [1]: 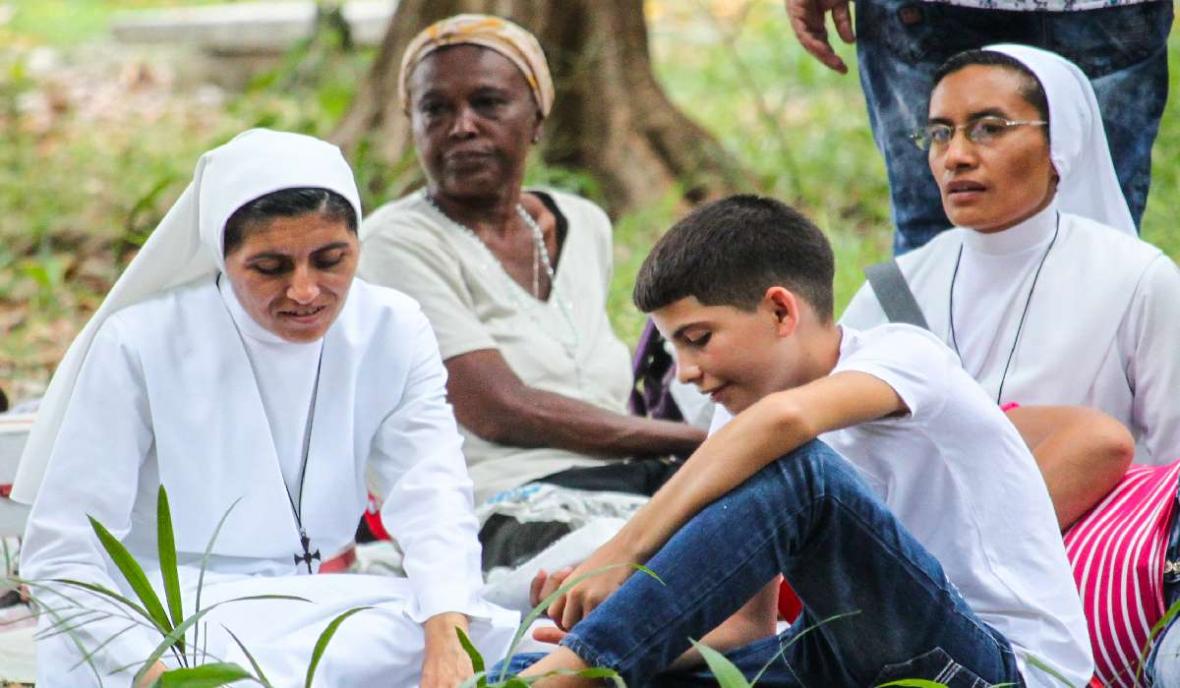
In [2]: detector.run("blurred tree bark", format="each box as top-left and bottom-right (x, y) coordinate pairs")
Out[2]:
(332, 0), (750, 214)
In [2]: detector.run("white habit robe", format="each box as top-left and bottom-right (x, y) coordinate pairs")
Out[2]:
(21, 275), (517, 687)
(841, 202), (1180, 465)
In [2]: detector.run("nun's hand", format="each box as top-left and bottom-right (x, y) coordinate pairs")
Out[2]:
(420, 612), (474, 688)
(784, 0), (856, 74)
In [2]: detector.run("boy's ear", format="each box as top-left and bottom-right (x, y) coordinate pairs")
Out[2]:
(764, 286), (800, 337)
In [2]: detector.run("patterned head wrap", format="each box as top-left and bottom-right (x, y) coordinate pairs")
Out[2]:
(398, 14), (554, 118)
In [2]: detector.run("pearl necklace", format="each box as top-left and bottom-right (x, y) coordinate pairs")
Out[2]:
(425, 192), (584, 381)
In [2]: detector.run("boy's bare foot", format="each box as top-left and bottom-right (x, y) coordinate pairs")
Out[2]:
(519, 647), (595, 687)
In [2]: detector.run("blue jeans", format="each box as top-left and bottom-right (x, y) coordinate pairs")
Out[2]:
(854, 0), (1173, 253)
(500, 440), (1025, 687)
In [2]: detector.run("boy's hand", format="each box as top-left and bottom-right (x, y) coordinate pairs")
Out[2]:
(530, 566), (574, 607)
(546, 538), (639, 630)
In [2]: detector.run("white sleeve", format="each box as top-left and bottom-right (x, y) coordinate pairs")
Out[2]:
(20, 317), (166, 677)
(1122, 256), (1180, 465)
(833, 328), (950, 422)
(367, 307), (490, 622)
(838, 281), (889, 329)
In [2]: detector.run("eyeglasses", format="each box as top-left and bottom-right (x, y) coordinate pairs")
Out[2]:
(910, 116), (1048, 151)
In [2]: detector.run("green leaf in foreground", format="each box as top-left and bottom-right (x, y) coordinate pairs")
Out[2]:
(156, 486), (186, 656)
(521, 667), (626, 687)
(88, 514), (173, 636)
(455, 626), (487, 688)
(1021, 654), (1074, 687)
(750, 609), (860, 686)
(223, 625), (272, 687)
(130, 595), (309, 685)
(46, 578), (159, 631)
(193, 496), (244, 665)
(1136, 596), (1180, 685)
(157, 661), (254, 687)
(690, 638), (751, 688)
(876, 681), (949, 688)
(304, 606), (371, 688)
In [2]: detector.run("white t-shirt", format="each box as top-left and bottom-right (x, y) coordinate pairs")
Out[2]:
(825, 325), (1091, 685)
(712, 324), (1092, 687)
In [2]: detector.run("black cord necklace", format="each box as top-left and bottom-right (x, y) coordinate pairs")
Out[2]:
(948, 212), (1061, 404)
(219, 275), (324, 573)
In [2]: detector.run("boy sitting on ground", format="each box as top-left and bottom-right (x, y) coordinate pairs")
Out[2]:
(518, 195), (1092, 687)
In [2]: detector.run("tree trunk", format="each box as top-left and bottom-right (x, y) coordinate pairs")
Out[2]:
(332, 0), (750, 214)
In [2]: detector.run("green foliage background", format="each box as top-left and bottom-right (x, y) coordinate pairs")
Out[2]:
(0, 0), (1177, 395)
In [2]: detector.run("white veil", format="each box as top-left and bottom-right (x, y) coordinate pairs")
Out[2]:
(988, 43), (1136, 235)
(11, 129), (362, 503)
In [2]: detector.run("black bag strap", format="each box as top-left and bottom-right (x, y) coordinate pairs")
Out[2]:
(864, 260), (930, 330)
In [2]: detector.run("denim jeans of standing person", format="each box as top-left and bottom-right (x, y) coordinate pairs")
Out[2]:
(853, 0), (1173, 254)
(498, 440), (1027, 687)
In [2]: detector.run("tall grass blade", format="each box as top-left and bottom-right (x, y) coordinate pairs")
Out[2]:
(49, 577), (159, 627)
(34, 609), (107, 640)
(876, 681), (949, 688)
(156, 486), (186, 655)
(193, 497), (243, 665)
(690, 638), (751, 688)
(223, 625), (272, 688)
(497, 563), (663, 683)
(88, 515), (173, 635)
(131, 594), (309, 686)
(69, 623), (139, 672)
(303, 606), (371, 688)
(750, 609), (860, 686)
(1020, 654), (1074, 687)
(157, 661), (254, 687)
(1136, 596), (1180, 685)
(552, 667), (624, 686)
(455, 626), (486, 688)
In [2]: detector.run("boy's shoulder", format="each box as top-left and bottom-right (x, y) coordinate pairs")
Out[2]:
(840, 323), (956, 366)
(835, 323), (971, 422)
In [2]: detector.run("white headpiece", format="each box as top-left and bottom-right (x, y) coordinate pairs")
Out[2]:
(987, 44), (1135, 235)
(11, 129), (361, 502)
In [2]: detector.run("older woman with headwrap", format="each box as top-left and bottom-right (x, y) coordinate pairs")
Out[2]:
(359, 15), (706, 579)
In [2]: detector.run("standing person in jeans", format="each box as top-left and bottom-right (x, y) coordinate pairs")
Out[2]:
(516, 195), (1091, 687)
(784, 0), (1172, 253)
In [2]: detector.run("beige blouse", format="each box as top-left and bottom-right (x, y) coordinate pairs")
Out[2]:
(359, 189), (633, 503)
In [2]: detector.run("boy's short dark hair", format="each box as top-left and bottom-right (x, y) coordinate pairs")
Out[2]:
(633, 195), (835, 321)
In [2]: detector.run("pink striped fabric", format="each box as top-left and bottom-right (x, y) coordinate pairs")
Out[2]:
(1064, 461), (1180, 687)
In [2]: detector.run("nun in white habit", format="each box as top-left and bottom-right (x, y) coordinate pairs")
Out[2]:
(16, 129), (517, 687)
(841, 44), (1180, 466)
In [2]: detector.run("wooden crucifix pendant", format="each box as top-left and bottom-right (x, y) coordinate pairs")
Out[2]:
(294, 531), (321, 574)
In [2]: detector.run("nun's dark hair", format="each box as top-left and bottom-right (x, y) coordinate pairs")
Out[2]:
(932, 49), (1050, 137)
(223, 187), (357, 257)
